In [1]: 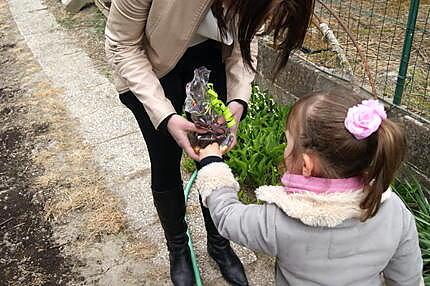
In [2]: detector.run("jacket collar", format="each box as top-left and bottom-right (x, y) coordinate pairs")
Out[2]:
(281, 173), (364, 194)
(255, 186), (392, 227)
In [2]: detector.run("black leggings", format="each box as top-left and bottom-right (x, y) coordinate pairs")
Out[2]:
(119, 40), (227, 193)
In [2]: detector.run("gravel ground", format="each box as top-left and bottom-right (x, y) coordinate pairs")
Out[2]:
(1, 0), (276, 284)
(0, 1), (79, 283)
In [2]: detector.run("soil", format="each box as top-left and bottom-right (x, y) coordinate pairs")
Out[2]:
(0, 2), (170, 285)
(0, 3), (79, 285)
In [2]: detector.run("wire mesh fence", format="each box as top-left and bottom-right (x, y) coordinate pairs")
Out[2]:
(95, 0), (429, 119)
(301, 0), (429, 120)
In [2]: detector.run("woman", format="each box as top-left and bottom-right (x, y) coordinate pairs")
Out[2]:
(105, 0), (314, 285)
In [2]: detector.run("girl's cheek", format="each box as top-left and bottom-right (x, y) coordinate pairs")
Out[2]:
(284, 155), (296, 173)
(283, 133), (293, 172)
(284, 148), (293, 172)
(284, 133), (294, 159)
(284, 144), (292, 159)
(284, 145), (303, 175)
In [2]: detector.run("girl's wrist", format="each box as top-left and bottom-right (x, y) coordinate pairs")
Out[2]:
(199, 156), (224, 169)
(198, 150), (222, 162)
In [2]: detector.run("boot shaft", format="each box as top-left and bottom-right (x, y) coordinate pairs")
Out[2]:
(152, 189), (189, 250)
(152, 189), (194, 285)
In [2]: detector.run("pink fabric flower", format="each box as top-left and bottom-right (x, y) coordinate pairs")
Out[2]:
(344, 99), (387, 140)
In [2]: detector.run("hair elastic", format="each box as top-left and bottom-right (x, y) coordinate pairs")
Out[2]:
(344, 99), (387, 140)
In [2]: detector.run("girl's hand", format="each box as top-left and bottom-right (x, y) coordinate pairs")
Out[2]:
(198, 142), (222, 161)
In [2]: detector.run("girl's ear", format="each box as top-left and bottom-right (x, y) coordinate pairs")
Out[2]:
(302, 153), (315, 177)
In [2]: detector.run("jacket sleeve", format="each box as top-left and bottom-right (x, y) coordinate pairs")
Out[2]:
(224, 36), (258, 104)
(383, 206), (423, 286)
(105, 0), (176, 128)
(195, 162), (278, 256)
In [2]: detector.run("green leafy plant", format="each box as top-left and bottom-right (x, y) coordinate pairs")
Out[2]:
(393, 180), (430, 283)
(226, 86), (290, 193)
(181, 155), (196, 174)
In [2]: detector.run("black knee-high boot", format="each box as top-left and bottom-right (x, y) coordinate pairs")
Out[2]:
(199, 196), (249, 286)
(153, 190), (194, 286)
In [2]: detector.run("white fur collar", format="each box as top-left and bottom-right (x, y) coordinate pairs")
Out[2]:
(195, 162), (392, 228)
(256, 186), (392, 227)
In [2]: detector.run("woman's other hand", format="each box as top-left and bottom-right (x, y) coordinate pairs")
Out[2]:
(198, 142), (222, 161)
(226, 101), (244, 152)
(167, 115), (204, 160)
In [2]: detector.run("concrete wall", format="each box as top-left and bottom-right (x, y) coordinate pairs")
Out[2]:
(255, 40), (430, 186)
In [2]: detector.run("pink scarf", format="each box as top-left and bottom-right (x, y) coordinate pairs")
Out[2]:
(281, 173), (363, 194)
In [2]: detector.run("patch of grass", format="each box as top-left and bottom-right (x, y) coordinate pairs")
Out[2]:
(56, 15), (76, 30)
(31, 80), (126, 239)
(45, 184), (125, 237)
(181, 155), (196, 174)
(90, 9), (107, 35)
(124, 238), (158, 260)
(226, 86), (290, 197)
(393, 179), (430, 284)
(237, 188), (259, 205)
(55, 4), (106, 37)
(85, 203), (125, 236)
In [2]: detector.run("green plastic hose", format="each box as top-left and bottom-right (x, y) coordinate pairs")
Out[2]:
(184, 170), (203, 286)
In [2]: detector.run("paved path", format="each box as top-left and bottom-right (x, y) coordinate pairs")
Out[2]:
(7, 0), (274, 284)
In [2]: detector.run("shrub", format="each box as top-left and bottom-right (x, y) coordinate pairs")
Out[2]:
(393, 180), (430, 283)
(225, 86), (290, 191)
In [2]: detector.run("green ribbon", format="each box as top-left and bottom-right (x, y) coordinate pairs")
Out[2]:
(207, 83), (236, 128)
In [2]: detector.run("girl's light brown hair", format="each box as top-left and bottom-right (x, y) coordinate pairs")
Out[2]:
(212, 0), (315, 77)
(286, 89), (407, 220)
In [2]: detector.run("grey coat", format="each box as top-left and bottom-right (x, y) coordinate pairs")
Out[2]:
(195, 162), (423, 286)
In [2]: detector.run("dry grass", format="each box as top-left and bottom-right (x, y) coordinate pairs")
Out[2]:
(123, 239), (158, 260)
(85, 202), (126, 236)
(39, 148), (126, 238)
(26, 79), (127, 240)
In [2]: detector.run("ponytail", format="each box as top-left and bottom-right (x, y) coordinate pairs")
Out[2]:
(360, 119), (406, 220)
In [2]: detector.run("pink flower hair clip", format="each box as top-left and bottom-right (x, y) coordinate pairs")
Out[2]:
(344, 99), (387, 140)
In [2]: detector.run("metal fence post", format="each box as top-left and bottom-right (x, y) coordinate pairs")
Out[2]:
(393, 0), (420, 105)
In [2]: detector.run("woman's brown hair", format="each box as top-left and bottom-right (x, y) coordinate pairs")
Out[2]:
(212, 0), (315, 76)
(285, 89), (407, 220)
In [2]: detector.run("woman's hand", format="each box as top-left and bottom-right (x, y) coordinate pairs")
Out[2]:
(198, 142), (223, 161)
(226, 101), (244, 152)
(167, 115), (205, 160)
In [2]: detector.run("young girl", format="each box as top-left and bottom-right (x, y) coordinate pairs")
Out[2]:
(196, 90), (423, 285)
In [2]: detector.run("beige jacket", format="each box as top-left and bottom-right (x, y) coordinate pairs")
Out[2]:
(105, 0), (258, 128)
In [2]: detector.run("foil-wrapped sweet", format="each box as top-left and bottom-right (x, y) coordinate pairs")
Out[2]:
(185, 67), (235, 151)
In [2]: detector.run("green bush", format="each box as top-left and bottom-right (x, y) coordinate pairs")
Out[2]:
(393, 180), (430, 283)
(225, 86), (290, 191)
(181, 154), (196, 174)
